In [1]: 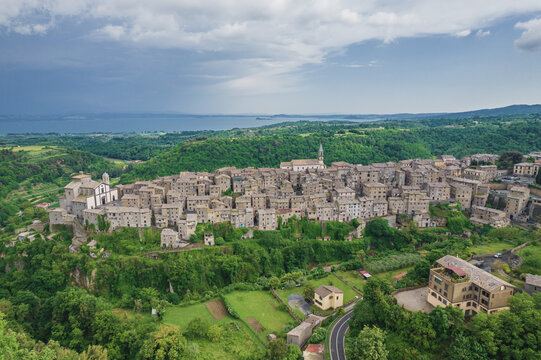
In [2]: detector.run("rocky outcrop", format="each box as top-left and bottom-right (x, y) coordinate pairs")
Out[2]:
(70, 266), (97, 291)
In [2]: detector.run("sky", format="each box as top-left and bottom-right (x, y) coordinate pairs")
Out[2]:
(1, 1), (541, 115)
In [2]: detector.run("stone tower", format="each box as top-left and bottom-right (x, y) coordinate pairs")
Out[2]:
(318, 143), (324, 163)
(102, 172), (110, 185)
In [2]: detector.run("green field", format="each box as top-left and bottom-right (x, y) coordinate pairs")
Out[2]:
(163, 302), (226, 330)
(163, 303), (264, 360)
(223, 290), (295, 337)
(469, 241), (514, 255)
(184, 320), (265, 360)
(517, 242), (541, 275)
(336, 267), (414, 292)
(1, 145), (58, 154)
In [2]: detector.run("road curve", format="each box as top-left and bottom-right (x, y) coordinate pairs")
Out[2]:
(329, 310), (353, 360)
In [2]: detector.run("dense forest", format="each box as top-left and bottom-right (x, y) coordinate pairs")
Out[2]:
(1, 209), (539, 359)
(119, 116), (541, 182)
(347, 278), (541, 360)
(1, 113), (541, 359)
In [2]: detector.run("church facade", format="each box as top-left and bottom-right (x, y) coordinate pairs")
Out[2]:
(60, 172), (118, 218)
(280, 144), (325, 171)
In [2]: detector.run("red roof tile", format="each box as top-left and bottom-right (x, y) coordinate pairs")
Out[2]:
(305, 344), (325, 354)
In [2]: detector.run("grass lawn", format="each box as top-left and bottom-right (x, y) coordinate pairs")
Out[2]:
(186, 319), (265, 360)
(275, 274), (360, 310)
(224, 290), (295, 338)
(336, 266), (414, 292)
(162, 300), (266, 359)
(469, 241), (514, 255)
(516, 242), (541, 275)
(163, 301), (228, 330)
(1, 145), (57, 154)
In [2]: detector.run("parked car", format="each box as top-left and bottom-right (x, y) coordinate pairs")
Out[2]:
(493, 253), (502, 258)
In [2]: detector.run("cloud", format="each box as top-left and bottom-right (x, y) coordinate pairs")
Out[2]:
(2, 1), (541, 92)
(344, 60), (378, 68)
(476, 29), (491, 37)
(515, 18), (541, 52)
(454, 29), (471, 37)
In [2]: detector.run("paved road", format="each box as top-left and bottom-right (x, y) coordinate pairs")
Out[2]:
(329, 310), (353, 360)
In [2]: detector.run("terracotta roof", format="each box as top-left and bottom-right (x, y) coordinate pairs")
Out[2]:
(446, 266), (467, 277)
(359, 270), (372, 278)
(305, 344), (325, 354)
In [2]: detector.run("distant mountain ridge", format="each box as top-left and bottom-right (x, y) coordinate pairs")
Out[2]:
(1, 104), (541, 121)
(263, 104), (541, 121)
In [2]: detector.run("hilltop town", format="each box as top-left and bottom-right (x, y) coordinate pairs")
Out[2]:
(49, 146), (541, 250)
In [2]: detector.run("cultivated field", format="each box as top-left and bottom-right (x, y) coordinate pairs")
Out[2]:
(163, 301), (228, 330)
(335, 266), (414, 292)
(205, 299), (229, 320)
(186, 319), (265, 360)
(223, 290), (295, 337)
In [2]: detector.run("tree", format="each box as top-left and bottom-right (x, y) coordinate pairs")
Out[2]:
(308, 327), (326, 344)
(78, 345), (108, 360)
(448, 334), (489, 360)
(140, 326), (186, 360)
(286, 344), (303, 360)
(409, 259), (430, 283)
(349, 325), (388, 360)
(186, 317), (210, 339)
(365, 218), (392, 238)
(499, 151), (523, 170)
(266, 338), (288, 360)
(268, 276), (281, 289)
(0, 312), (20, 359)
(303, 282), (315, 300)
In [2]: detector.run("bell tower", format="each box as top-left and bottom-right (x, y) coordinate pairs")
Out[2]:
(102, 172), (110, 185)
(318, 143), (324, 163)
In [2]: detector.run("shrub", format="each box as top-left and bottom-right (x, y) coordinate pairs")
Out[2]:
(308, 327), (326, 343)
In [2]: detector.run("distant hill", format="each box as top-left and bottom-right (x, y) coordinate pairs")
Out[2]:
(262, 104), (541, 122)
(2, 104), (541, 123)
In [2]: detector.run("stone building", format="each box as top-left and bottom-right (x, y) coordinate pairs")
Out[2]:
(513, 162), (540, 177)
(60, 172), (118, 218)
(104, 206), (151, 230)
(257, 209), (277, 230)
(470, 206), (510, 228)
(525, 274), (541, 295)
(161, 228), (186, 249)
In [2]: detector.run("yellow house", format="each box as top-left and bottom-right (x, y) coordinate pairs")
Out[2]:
(313, 285), (344, 310)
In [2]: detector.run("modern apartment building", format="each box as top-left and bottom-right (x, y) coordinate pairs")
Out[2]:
(427, 255), (515, 315)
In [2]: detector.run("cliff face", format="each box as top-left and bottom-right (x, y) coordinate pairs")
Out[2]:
(70, 266), (96, 291)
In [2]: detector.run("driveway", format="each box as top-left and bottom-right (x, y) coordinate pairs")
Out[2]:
(471, 253), (510, 273)
(288, 294), (311, 315)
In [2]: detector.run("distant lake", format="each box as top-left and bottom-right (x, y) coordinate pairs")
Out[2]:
(0, 114), (387, 134)
(0, 115), (295, 134)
